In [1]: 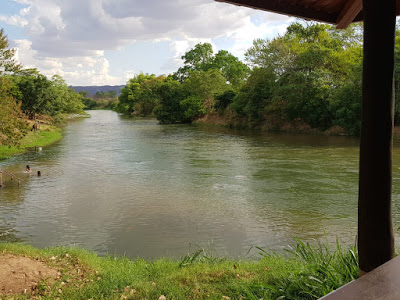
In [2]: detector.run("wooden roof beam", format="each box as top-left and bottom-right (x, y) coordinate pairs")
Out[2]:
(215, 0), (338, 24)
(336, 0), (363, 29)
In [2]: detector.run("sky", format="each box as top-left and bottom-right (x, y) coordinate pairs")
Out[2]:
(0, 0), (294, 86)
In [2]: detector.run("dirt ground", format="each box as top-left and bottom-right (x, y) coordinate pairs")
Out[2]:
(0, 254), (59, 296)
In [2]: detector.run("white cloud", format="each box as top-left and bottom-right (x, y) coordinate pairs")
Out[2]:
(0, 14), (28, 27)
(162, 38), (217, 73)
(9, 0), (255, 57)
(4, 0), (293, 85)
(12, 39), (120, 85)
(227, 13), (294, 59)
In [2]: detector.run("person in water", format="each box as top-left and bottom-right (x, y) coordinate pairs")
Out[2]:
(26, 165), (31, 172)
(37, 171), (41, 176)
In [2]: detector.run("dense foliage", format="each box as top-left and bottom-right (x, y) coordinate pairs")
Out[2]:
(0, 76), (28, 146)
(4, 21), (400, 141)
(0, 28), (85, 146)
(15, 73), (85, 120)
(116, 73), (163, 116)
(81, 90), (119, 110)
(239, 22), (363, 133)
(115, 22), (369, 135)
(116, 45), (243, 124)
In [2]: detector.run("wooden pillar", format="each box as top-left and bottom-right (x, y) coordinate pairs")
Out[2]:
(358, 0), (396, 273)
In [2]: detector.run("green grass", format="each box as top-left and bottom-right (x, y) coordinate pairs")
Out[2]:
(0, 239), (359, 299)
(0, 127), (62, 160)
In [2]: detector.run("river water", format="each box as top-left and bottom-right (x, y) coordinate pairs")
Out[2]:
(1, 110), (400, 259)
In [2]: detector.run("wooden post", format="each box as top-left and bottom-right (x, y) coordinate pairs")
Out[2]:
(358, 0), (396, 274)
(0, 172), (2, 187)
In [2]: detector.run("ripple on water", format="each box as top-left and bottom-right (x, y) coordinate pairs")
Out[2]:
(2, 110), (400, 258)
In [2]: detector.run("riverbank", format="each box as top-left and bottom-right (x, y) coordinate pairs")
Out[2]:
(0, 241), (358, 299)
(196, 113), (400, 139)
(0, 123), (62, 161)
(194, 113), (345, 136)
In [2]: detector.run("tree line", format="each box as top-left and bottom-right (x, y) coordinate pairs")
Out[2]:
(79, 90), (118, 110)
(115, 22), (369, 135)
(3, 21), (400, 148)
(0, 29), (85, 147)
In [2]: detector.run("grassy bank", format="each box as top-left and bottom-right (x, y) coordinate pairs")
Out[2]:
(0, 125), (62, 160)
(0, 240), (358, 299)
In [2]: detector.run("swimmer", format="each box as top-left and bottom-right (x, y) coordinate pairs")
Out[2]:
(26, 165), (31, 172)
(37, 171), (41, 176)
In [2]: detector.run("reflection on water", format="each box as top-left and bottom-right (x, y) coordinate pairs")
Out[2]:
(1, 110), (400, 258)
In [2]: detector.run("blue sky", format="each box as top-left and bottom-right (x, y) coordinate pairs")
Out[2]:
(0, 0), (293, 86)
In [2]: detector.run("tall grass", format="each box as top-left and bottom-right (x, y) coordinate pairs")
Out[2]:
(0, 239), (359, 299)
(254, 238), (359, 299)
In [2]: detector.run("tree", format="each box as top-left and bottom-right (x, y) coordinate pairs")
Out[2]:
(0, 77), (28, 146)
(242, 22), (363, 132)
(154, 77), (187, 124)
(215, 90), (237, 112)
(174, 43), (214, 80)
(16, 74), (52, 119)
(15, 73), (85, 119)
(116, 73), (162, 116)
(231, 67), (277, 123)
(180, 95), (206, 121)
(0, 28), (22, 75)
(213, 50), (249, 87)
(174, 43), (248, 88)
(45, 75), (84, 116)
(184, 69), (228, 108)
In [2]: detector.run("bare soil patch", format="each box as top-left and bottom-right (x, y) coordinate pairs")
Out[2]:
(0, 254), (58, 296)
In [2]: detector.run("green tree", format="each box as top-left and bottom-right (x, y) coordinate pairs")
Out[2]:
(116, 73), (161, 116)
(214, 90), (237, 112)
(180, 95), (206, 121)
(16, 73), (84, 119)
(213, 50), (249, 87)
(231, 67), (277, 123)
(242, 22), (363, 132)
(48, 75), (85, 115)
(154, 77), (187, 124)
(0, 77), (28, 146)
(0, 28), (22, 75)
(330, 63), (362, 135)
(174, 43), (248, 88)
(183, 69), (228, 113)
(107, 90), (117, 98)
(175, 43), (214, 80)
(82, 97), (97, 110)
(16, 74), (52, 119)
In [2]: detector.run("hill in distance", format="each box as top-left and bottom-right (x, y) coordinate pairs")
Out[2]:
(70, 85), (125, 96)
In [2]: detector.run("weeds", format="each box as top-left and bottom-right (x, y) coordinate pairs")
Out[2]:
(0, 239), (358, 299)
(256, 238), (359, 299)
(179, 243), (225, 267)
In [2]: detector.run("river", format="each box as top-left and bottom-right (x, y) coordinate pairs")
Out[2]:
(1, 110), (400, 259)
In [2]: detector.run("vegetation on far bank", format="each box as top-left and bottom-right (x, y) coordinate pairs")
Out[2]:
(4, 21), (400, 150)
(109, 21), (400, 136)
(113, 22), (364, 136)
(0, 239), (358, 300)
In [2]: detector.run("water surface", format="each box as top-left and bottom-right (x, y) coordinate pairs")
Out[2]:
(1, 110), (400, 258)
